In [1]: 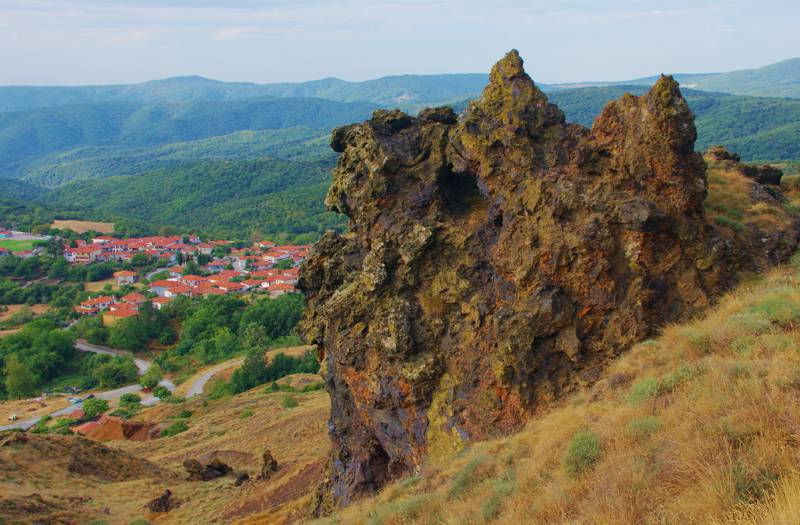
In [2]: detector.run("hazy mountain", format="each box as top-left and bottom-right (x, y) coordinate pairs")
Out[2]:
(551, 58), (800, 99)
(0, 74), (489, 113)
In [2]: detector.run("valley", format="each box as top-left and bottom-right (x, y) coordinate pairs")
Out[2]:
(2, 46), (800, 525)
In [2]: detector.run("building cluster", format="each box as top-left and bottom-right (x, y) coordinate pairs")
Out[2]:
(72, 235), (308, 324)
(64, 235), (211, 264)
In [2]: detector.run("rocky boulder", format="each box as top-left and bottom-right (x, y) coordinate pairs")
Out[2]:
(299, 50), (798, 511)
(182, 458), (232, 481)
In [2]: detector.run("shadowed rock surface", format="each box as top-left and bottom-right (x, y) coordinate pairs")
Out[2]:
(299, 50), (799, 511)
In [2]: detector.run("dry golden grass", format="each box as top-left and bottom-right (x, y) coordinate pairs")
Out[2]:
(0, 304), (49, 326)
(85, 277), (119, 293)
(706, 165), (797, 235)
(317, 262), (800, 525)
(0, 395), (71, 422)
(0, 375), (330, 524)
(51, 219), (115, 233)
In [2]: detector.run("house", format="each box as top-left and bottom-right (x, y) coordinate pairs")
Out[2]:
(268, 283), (296, 299)
(65, 245), (102, 263)
(113, 270), (138, 286)
(206, 260), (227, 273)
(103, 306), (138, 326)
(168, 266), (184, 278)
(121, 292), (147, 305)
(180, 275), (207, 287)
(75, 295), (116, 315)
(0, 247), (8, 257)
(164, 284), (194, 298)
(91, 235), (117, 244)
(217, 282), (245, 293)
(0, 230), (11, 238)
(151, 297), (172, 310)
(149, 280), (178, 297)
(196, 243), (213, 255)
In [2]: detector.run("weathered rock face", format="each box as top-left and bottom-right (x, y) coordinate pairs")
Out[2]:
(299, 50), (793, 511)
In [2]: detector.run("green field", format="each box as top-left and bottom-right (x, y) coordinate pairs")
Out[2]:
(0, 239), (37, 251)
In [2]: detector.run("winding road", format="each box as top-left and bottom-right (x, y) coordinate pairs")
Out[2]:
(0, 340), (177, 431)
(184, 359), (243, 398)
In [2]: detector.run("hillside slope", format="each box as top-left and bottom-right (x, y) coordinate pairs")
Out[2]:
(0, 97), (376, 180)
(47, 158), (346, 241)
(0, 379), (330, 525)
(316, 260), (800, 525)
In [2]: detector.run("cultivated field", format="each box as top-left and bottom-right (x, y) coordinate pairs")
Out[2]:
(50, 219), (115, 234)
(0, 239), (37, 251)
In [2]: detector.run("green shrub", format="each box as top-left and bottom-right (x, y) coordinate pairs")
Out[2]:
(564, 430), (602, 475)
(152, 385), (170, 399)
(626, 416), (662, 439)
(448, 457), (487, 500)
(83, 398), (109, 419)
(120, 393), (141, 405)
(239, 408), (254, 419)
(628, 377), (660, 405)
(160, 420), (188, 437)
(281, 395), (298, 408)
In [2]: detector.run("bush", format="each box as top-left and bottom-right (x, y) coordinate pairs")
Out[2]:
(83, 397), (109, 419)
(281, 395), (298, 408)
(152, 385), (170, 399)
(240, 408), (254, 419)
(160, 420), (188, 437)
(140, 364), (163, 390)
(626, 416), (662, 439)
(628, 377), (660, 405)
(120, 393), (141, 405)
(564, 430), (602, 475)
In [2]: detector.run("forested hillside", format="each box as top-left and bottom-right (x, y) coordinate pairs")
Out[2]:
(0, 97), (374, 181)
(47, 159), (343, 242)
(2, 61), (799, 242)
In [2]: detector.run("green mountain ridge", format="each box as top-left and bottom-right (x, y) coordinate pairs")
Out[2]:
(550, 57), (800, 99)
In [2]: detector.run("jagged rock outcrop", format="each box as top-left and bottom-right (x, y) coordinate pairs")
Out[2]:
(706, 145), (783, 186)
(299, 50), (798, 511)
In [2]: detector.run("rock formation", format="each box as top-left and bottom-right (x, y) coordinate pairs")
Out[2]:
(299, 50), (798, 511)
(183, 458), (232, 481)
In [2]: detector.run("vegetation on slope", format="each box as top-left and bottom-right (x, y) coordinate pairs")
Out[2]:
(0, 97), (375, 179)
(317, 261), (800, 525)
(21, 127), (333, 188)
(47, 158), (345, 241)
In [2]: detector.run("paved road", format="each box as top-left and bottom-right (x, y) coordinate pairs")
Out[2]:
(144, 267), (171, 281)
(186, 359), (243, 398)
(0, 341), (175, 431)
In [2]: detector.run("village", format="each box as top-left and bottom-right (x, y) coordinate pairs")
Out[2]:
(67, 234), (307, 326)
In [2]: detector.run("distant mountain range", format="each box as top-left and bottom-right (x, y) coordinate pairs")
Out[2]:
(548, 58), (800, 99)
(1, 57), (798, 116)
(1, 57), (798, 239)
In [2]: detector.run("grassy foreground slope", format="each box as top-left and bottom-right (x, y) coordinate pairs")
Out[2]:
(0, 378), (329, 524)
(318, 260), (800, 525)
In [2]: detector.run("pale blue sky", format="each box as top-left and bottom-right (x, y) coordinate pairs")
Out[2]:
(0, 0), (798, 85)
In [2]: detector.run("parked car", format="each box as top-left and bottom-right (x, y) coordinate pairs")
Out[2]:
(8, 414), (17, 421)
(68, 398), (82, 405)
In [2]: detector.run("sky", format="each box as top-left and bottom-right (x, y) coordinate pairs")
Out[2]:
(0, 0), (798, 86)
